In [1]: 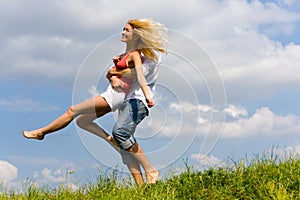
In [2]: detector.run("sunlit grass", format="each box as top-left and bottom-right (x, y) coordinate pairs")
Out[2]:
(1, 152), (300, 199)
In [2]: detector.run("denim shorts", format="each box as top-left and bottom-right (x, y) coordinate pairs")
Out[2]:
(112, 99), (148, 151)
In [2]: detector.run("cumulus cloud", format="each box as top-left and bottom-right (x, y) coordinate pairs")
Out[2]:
(267, 144), (300, 159)
(187, 0), (300, 38)
(224, 104), (248, 119)
(31, 168), (79, 191)
(0, 1), (103, 83)
(191, 154), (223, 167)
(0, 161), (18, 184)
(221, 106), (300, 137)
(181, 0), (300, 100)
(0, 0), (299, 99)
(189, 144), (300, 171)
(9, 156), (82, 190)
(215, 31), (300, 100)
(149, 101), (300, 139)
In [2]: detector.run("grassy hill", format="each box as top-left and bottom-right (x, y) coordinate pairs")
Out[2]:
(1, 154), (299, 199)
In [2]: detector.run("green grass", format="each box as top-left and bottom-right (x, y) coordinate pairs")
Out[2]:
(1, 154), (300, 200)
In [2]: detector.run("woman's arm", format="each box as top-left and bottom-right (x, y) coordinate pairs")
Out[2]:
(130, 51), (154, 107)
(106, 67), (136, 79)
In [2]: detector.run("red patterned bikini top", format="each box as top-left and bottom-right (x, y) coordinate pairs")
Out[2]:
(115, 53), (131, 69)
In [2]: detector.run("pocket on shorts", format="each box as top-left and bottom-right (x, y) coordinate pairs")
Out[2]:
(130, 99), (148, 125)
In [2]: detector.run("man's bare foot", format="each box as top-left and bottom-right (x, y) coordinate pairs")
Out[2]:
(146, 170), (159, 184)
(22, 130), (45, 140)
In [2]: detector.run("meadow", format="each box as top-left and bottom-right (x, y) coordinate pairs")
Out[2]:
(1, 153), (299, 199)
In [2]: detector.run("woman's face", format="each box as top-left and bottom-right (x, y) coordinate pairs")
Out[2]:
(121, 23), (134, 43)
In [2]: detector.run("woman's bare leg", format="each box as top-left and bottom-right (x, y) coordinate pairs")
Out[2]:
(77, 113), (145, 185)
(22, 96), (111, 140)
(126, 160), (144, 186)
(76, 113), (120, 152)
(127, 143), (159, 184)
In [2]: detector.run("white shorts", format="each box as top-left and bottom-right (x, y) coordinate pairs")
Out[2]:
(100, 85), (125, 112)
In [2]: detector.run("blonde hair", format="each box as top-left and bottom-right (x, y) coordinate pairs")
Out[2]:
(128, 18), (168, 61)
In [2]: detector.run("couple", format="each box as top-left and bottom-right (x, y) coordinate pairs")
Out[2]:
(22, 18), (168, 186)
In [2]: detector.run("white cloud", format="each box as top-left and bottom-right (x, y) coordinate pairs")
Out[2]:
(31, 168), (79, 191)
(162, 154), (224, 174)
(0, 96), (58, 112)
(180, 1), (300, 101)
(215, 33), (300, 100)
(190, 154), (224, 170)
(0, 0), (299, 106)
(10, 156), (83, 190)
(0, 161), (18, 184)
(189, 144), (300, 172)
(41, 168), (64, 183)
(221, 106), (300, 138)
(224, 104), (248, 118)
(150, 102), (300, 138)
(267, 144), (300, 159)
(0, 0), (299, 93)
(170, 103), (219, 113)
(0, 34), (86, 83)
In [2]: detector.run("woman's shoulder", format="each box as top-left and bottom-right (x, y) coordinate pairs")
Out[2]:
(129, 50), (141, 56)
(128, 50), (142, 60)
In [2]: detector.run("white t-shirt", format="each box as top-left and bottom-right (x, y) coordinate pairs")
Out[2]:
(125, 53), (161, 108)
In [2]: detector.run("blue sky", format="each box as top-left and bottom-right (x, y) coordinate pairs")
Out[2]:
(1, 0), (300, 191)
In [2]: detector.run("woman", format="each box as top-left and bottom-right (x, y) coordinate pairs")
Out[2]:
(22, 18), (167, 140)
(22, 18), (168, 185)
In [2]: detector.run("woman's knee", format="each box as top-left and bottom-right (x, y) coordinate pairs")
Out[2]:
(66, 106), (75, 118)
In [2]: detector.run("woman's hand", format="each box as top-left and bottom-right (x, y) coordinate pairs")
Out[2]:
(106, 67), (135, 79)
(146, 98), (155, 108)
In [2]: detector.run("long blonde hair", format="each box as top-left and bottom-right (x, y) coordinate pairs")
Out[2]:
(128, 18), (168, 61)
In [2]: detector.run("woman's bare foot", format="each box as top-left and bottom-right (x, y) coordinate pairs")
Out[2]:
(22, 130), (45, 140)
(146, 170), (159, 184)
(106, 135), (113, 142)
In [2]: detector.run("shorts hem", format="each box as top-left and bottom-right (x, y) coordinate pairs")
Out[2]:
(119, 135), (136, 150)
